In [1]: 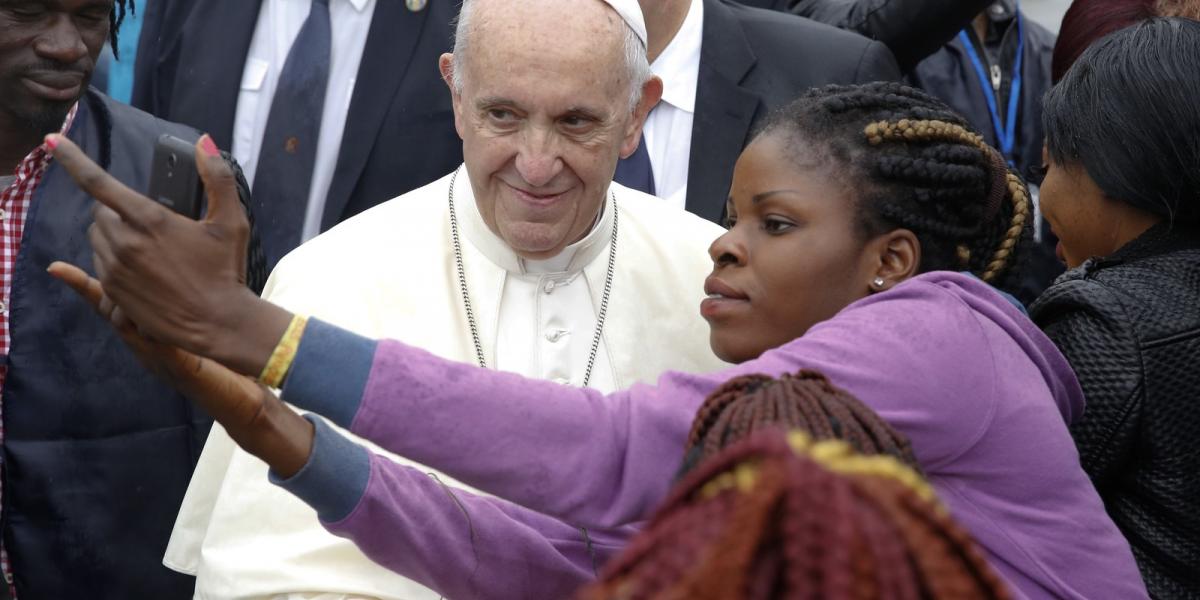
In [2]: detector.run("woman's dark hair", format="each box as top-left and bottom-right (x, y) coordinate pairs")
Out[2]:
(756, 82), (1031, 291)
(680, 371), (919, 475)
(1051, 0), (1156, 83)
(1044, 18), (1200, 227)
(579, 430), (1010, 600)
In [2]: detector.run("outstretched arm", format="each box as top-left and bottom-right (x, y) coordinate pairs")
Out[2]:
(271, 275), (995, 532)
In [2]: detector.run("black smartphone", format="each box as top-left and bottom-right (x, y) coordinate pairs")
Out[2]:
(147, 134), (204, 220)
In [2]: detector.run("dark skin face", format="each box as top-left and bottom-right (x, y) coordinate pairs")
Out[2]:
(0, 0), (110, 170)
(702, 133), (919, 364)
(1039, 147), (1162, 269)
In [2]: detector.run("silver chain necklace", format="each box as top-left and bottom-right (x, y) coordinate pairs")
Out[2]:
(447, 168), (618, 387)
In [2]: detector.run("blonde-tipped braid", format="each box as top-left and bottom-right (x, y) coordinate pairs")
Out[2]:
(980, 171), (1030, 282)
(864, 117), (1028, 282)
(864, 119), (987, 149)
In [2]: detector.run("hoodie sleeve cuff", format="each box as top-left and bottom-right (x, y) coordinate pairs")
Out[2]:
(270, 414), (371, 523)
(280, 318), (377, 429)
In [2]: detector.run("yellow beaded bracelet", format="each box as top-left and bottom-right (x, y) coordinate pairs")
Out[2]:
(258, 314), (310, 389)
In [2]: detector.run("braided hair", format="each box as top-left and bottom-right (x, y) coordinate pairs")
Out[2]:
(680, 371), (918, 476)
(759, 82), (1031, 291)
(578, 430), (1010, 600)
(109, 1), (134, 59)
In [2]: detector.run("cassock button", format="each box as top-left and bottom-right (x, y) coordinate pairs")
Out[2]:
(546, 329), (567, 343)
(285, 137), (300, 154)
(542, 280), (556, 294)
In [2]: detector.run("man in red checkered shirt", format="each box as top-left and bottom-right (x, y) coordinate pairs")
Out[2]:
(0, 1), (265, 597)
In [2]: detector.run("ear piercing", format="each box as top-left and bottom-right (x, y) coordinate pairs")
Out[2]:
(871, 277), (886, 289)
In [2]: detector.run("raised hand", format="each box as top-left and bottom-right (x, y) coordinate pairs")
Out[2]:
(45, 133), (292, 376)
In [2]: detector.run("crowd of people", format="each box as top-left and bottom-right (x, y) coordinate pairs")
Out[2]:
(0, 0), (1197, 598)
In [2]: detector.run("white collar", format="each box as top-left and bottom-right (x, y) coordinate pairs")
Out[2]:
(347, 0), (371, 12)
(651, 0), (704, 114)
(457, 167), (616, 276)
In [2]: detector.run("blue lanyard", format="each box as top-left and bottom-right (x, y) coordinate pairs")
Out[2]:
(958, 6), (1024, 166)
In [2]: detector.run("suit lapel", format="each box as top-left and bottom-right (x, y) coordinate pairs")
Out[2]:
(167, 0), (262, 149)
(322, 0), (431, 230)
(685, 0), (760, 223)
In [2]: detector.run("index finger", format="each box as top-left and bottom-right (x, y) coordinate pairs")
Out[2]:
(45, 134), (162, 227)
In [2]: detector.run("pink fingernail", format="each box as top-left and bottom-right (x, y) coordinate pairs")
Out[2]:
(199, 135), (220, 157)
(44, 135), (58, 151)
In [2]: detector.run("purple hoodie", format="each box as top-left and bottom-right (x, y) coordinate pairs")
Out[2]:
(275, 271), (1147, 599)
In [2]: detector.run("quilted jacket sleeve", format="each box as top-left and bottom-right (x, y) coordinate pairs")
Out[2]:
(1031, 277), (1145, 488)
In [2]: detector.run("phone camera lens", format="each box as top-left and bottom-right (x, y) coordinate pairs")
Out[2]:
(167, 153), (178, 168)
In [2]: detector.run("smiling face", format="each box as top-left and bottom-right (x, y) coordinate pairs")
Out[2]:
(702, 133), (893, 364)
(440, 0), (660, 260)
(0, 0), (110, 135)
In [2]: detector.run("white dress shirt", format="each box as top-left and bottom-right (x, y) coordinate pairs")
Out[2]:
(232, 0), (377, 243)
(459, 180), (617, 392)
(642, 0), (704, 211)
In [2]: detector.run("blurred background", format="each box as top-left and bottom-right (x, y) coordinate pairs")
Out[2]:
(100, 0), (1074, 103)
(1026, 0), (1071, 31)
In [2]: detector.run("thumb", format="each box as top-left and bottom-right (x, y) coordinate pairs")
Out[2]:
(193, 135), (244, 229)
(47, 261), (102, 308)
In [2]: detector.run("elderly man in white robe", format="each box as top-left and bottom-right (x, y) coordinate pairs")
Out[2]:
(162, 0), (727, 598)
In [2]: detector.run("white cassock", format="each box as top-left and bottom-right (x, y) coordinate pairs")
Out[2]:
(163, 167), (728, 599)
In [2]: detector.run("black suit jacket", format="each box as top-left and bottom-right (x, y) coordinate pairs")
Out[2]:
(686, 0), (900, 222)
(735, 0), (791, 9)
(133, 0), (463, 233)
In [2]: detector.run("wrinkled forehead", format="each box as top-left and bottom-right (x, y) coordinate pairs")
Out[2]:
(472, 0), (627, 47)
(462, 0), (631, 114)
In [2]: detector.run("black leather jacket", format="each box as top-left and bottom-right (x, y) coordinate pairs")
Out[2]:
(1030, 225), (1200, 599)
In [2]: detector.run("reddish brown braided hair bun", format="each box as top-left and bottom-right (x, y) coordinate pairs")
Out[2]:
(578, 431), (1011, 600)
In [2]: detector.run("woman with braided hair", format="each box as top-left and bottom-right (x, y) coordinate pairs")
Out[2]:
(580, 429), (1010, 600)
(49, 82), (1148, 598)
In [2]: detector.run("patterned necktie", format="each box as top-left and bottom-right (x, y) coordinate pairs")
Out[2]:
(251, 0), (332, 269)
(614, 135), (656, 196)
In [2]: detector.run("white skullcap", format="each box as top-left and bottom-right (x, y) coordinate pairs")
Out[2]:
(599, 0), (648, 47)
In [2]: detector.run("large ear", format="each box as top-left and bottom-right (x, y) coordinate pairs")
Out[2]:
(863, 228), (921, 292)
(619, 75), (664, 159)
(439, 53), (466, 140)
